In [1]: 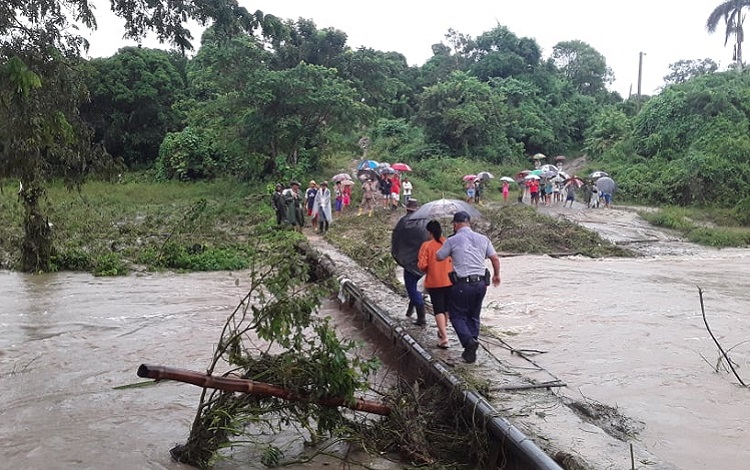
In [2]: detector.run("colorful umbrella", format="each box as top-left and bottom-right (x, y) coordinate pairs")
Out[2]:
(462, 174), (477, 182)
(391, 162), (412, 172)
(357, 160), (379, 170)
(332, 173), (352, 182)
(477, 171), (494, 180)
(564, 176), (584, 188)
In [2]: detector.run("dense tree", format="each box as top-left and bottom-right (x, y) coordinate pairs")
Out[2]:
(336, 48), (416, 118)
(470, 26), (542, 81)
(662, 58), (719, 86)
(1, 2), (105, 271)
(242, 62), (370, 175)
(0, 0), (277, 271)
(623, 71), (750, 205)
(552, 40), (614, 96)
(267, 18), (349, 69)
(82, 47), (186, 167)
(706, 0), (750, 65)
(416, 71), (521, 160)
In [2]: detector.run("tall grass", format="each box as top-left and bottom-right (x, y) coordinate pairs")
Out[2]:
(0, 177), (277, 274)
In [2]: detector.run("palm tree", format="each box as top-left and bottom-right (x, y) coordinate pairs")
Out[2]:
(706, 0), (750, 66)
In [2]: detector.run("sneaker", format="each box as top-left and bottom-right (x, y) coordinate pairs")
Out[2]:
(461, 340), (478, 363)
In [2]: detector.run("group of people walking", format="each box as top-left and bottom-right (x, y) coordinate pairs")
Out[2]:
(272, 179), (349, 234)
(391, 201), (501, 363)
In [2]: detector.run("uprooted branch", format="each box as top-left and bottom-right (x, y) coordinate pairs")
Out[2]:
(698, 287), (747, 387)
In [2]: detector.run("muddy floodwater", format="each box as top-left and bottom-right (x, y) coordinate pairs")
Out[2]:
(0, 270), (398, 470)
(2, 239), (749, 469)
(482, 249), (750, 470)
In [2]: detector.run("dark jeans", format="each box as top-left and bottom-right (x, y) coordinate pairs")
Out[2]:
(448, 281), (487, 348)
(404, 270), (425, 308)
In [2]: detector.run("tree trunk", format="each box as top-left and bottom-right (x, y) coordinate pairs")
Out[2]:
(19, 181), (55, 272)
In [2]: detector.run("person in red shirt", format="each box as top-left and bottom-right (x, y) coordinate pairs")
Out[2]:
(390, 173), (401, 210)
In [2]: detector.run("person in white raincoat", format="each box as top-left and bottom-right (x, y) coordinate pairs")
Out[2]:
(312, 181), (333, 234)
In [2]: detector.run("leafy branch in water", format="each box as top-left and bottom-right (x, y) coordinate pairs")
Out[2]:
(170, 228), (380, 468)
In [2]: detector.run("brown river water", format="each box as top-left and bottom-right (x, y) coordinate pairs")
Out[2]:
(0, 270), (400, 470)
(2, 238), (749, 469)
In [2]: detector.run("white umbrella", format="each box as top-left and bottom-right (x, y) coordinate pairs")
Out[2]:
(410, 198), (482, 220)
(590, 171), (609, 179)
(524, 174), (541, 180)
(499, 176), (516, 183)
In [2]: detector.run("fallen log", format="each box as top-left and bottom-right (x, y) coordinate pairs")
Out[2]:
(137, 364), (391, 416)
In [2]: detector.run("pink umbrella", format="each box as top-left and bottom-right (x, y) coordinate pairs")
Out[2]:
(391, 162), (412, 172)
(462, 174), (477, 182)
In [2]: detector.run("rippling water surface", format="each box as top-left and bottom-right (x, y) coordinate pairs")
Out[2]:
(2, 246), (749, 470)
(0, 270), (395, 470)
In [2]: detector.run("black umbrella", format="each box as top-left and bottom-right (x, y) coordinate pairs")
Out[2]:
(357, 168), (379, 181)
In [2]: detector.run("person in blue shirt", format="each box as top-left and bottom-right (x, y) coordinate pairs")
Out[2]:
(436, 211), (501, 363)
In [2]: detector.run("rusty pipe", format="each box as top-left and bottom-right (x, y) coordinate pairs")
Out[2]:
(137, 364), (390, 416)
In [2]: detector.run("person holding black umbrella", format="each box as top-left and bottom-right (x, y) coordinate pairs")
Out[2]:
(391, 199), (430, 325)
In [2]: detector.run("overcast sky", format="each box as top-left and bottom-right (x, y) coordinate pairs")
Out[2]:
(86, 0), (731, 97)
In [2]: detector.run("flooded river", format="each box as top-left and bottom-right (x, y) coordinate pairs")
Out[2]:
(0, 270), (395, 470)
(482, 248), (750, 470)
(2, 242), (749, 469)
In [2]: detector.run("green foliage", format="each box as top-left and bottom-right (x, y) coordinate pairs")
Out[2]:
(53, 247), (92, 271)
(584, 106), (631, 159)
(174, 229), (380, 467)
(416, 71), (521, 161)
(552, 40), (614, 96)
(147, 242), (250, 271)
(156, 127), (225, 181)
(93, 252), (127, 276)
(639, 207), (750, 248)
(616, 70), (750, 207)
(82, 47), (186, 168)
(735, 197), (750, 226)
(366, 118), (435, 162)
(663, 58), (719, 86)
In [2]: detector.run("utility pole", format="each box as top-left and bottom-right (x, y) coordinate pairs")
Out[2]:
(637, 52), (645, 109)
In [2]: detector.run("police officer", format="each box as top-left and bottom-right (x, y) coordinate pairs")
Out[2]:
(436, 211), (501, 363)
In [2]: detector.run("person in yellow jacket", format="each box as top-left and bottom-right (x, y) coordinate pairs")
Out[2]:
(418, 220), (453, 348)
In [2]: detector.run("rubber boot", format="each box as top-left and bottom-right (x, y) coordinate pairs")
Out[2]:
(413, 304), (426, 326)
(405, 301), (414, 317)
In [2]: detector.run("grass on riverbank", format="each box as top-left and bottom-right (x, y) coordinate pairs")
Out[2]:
(638, 206), (750, 248)
(0, 177), (281, 274)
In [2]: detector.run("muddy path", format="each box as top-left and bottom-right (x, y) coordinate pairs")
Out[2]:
(536, 201), (701, 257)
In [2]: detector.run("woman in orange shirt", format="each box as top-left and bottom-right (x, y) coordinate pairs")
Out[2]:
(418, 220), (453, 349)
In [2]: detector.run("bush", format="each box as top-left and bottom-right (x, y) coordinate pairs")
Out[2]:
(93, 252), (128, 276)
